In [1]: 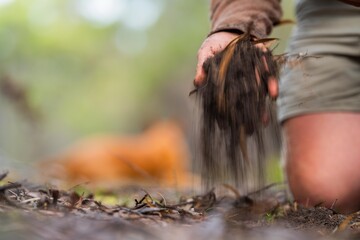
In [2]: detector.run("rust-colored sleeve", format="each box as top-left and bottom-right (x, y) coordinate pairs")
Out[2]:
(210, 0), (282, 38)
(338, 0), (360, 7)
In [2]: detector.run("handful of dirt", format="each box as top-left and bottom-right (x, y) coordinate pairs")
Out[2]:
(195, 34), (280, 190)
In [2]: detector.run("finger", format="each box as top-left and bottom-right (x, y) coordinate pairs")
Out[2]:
(254, 67), (260, 86)
(194, 67), (207, 87)
(194, 48), (216, 86)
(262, 111), (270, 126)
(261, 55), (279, 98)
(194, 55), (212, 87)
(268, 76), (278, 98)
(262, 55), (269, 71)
(255, 43), (268, 52)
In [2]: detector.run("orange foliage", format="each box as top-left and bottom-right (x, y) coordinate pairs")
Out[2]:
(41, 121), (196, 188)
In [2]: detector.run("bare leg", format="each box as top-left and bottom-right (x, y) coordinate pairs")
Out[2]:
(283, 112), (360, 213)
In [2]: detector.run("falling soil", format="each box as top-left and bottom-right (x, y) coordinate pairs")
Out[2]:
(194, 34), (280, 190)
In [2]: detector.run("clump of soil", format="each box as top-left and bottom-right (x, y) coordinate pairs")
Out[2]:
(195, 34), (279, 190)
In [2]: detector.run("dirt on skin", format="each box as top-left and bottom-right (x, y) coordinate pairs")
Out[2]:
(0, 172), (359, 240)
(193, 33), (280, 190)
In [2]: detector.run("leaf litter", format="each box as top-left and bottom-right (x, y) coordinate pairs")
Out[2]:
(0, 171), (359, 239)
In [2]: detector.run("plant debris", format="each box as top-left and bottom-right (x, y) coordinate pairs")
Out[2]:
(0, 172), (359, 239)
(194, 33), (280, 190)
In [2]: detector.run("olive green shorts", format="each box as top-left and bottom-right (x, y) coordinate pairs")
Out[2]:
(277, 54), (360, 122)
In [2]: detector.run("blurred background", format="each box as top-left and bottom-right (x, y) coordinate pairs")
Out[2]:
(0, 0), (295, 182)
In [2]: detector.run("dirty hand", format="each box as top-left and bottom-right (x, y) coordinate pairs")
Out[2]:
(194, 31), (278, 98)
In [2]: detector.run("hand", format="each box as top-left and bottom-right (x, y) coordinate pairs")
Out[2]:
(194, 32), (278, 98)
(194, 31), (239, 87)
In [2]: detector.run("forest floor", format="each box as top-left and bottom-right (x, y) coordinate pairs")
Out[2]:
(0, 171), (359, 240)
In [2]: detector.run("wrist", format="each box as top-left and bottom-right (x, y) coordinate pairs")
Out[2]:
(208, 28), (243, 38)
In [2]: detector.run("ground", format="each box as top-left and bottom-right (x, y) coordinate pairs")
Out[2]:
(0, 172), (359, 240)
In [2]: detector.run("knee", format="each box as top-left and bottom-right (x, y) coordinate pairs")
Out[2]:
(285, 158), (360, 214)
(281, 114), (360, 213)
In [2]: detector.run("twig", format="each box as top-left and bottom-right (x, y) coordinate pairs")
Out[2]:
(0, 171), (9, 181)
(247, 182), (286, 196)
(0, 182), (22, 192)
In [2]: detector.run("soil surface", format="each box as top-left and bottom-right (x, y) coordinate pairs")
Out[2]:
(0, 172), (359, 240)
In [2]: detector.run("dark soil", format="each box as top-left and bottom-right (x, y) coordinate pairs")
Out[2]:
(0, 172), (359, 240)
(194, 34), (280, 190)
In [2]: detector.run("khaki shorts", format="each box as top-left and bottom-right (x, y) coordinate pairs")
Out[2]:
(277, 54), (360, 122)
(277, 0), (360, 123)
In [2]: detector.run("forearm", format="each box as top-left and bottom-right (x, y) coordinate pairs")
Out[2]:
(210, 0), (282, 38)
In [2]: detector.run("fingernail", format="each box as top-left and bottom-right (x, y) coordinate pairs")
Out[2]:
(268, 77), (278, 99)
